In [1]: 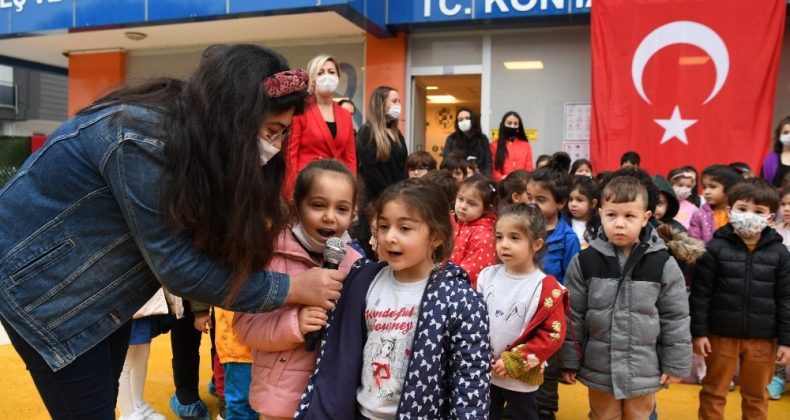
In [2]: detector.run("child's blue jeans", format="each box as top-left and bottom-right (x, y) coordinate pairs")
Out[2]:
(222, 362), (257, 420)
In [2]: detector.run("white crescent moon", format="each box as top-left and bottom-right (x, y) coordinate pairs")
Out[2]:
(632, 21), (729, 105)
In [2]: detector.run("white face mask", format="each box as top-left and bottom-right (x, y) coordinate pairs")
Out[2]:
(386, 104), (401, 120)
(291, 222), (325, 253)
(780, 134), (790, 146)
(458, 119), (472, 132)
(315, 74), (338, 94)
(672, 185), (692, 201)
(729, 211), (769, 237)
(258, 137), (280, 166)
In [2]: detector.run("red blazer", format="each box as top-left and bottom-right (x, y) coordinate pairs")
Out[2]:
(490, 139), (534, 181)
(284, 99), (356, 198)
(506, 275), (569, 364)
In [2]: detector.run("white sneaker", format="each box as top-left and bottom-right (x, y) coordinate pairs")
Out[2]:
(138, 402), (167, 420)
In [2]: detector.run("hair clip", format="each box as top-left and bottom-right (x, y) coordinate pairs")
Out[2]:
(263, 69), (309, 98)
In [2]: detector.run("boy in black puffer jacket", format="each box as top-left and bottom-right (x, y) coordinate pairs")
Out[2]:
(691, 177), (790, 420)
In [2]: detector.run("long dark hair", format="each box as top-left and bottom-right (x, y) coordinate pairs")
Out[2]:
(446, 108), (485, 157)
(773, 116), (790, 154)
(494, 111), (528, 172)
(89, 44), (308, 302)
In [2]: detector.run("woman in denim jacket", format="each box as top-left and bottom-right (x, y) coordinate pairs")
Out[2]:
(0, 45), (345, 419)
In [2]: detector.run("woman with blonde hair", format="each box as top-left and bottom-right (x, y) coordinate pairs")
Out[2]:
(283, 54), (356, 197)
(355, 86), (407, 256)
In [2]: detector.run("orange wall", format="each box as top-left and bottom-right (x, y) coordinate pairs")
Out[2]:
(365, 32), (407, 128)
(68, 51), (127, 116)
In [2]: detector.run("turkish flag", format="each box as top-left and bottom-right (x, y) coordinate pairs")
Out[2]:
(590, 0), (786, 176)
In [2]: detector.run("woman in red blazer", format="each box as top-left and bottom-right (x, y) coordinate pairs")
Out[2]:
(284, 54), (356, 198)
(490, 111), (534, 181)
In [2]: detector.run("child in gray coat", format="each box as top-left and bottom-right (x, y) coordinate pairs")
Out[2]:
(558, 175), (691, 419)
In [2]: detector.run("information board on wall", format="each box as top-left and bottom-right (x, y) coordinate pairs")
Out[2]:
(563, 141), (590, 162)
(563, 102), (591, 142)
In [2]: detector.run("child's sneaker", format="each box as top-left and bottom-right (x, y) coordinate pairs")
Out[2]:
(138, 402), (166, 420)
(768, 375), (786, 400)
(170, 394), (210, 420)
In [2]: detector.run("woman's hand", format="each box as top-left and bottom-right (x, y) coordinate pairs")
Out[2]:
(286, 268), (345, 310)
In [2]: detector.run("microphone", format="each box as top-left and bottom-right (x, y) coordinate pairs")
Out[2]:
(305, 237), (346, 351)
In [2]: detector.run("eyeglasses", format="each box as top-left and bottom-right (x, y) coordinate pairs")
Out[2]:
(261, 126), (291, 144)
(409, 167), (430, 173)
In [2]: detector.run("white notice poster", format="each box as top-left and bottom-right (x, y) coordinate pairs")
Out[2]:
(564, 102), (591, 142)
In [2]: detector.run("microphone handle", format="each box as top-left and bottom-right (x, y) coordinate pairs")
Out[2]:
(305, 261), (341, 351)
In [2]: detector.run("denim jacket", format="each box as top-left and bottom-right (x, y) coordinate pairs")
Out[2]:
(0, 104), (289, 371)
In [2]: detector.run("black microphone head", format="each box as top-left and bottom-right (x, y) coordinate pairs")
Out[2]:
(323, 237), (347, 265)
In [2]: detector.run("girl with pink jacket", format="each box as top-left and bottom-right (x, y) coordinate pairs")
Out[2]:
(234, 160), (362, 419)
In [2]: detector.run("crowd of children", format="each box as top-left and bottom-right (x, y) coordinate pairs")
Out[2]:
(133, 143), (790, 420)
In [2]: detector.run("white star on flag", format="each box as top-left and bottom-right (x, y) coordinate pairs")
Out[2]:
(654, 105), (697, 145)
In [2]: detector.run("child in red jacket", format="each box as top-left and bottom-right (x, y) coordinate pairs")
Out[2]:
(449, 175), (498, 287)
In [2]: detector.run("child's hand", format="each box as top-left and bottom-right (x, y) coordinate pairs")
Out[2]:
(660, 373), (682, 386)
(298, 306), (328, 335)
(193, 314), (211, 333)
(693, 337), (711, 357)
(776, 345), (790, 365)
(561, 371), (577, 384)
(492, 358), (509, 378)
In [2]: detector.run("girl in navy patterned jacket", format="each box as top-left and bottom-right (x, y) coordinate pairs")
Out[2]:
(296, 178), (491, 419)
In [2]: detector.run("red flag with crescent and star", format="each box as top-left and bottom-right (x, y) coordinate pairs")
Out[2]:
(590, 0), (786, 176)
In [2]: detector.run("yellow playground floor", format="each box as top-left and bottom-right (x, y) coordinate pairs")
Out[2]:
(2, 333), (790, 419)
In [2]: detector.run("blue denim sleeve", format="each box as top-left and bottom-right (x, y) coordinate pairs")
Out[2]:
(102, 136), (289, 313)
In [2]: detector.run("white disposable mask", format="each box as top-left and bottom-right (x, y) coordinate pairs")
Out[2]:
(729, 211), (769, 237)
(386, 105), (401, 120)
(291, 222), (325, 253)
(673, 186), (692, 201)
(258, 137), (280, 166)
(315, 74), (338, 94)
(780, 134), (790, 146)
(458, 119), (472, 132)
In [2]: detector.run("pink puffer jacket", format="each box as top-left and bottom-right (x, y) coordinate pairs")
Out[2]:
(233, 229), (362, 418)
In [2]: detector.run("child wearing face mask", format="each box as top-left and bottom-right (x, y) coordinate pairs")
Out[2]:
(691, 178), (790, 420)
(234, 160), (363, 420)
(668, 167), (700, 229)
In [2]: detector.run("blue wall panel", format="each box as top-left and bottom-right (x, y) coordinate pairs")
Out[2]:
(8, 0), (71, 33)
(230, 0), (320, 14)
(149, 0), (227, 20)
(75, 0), (146, 27)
